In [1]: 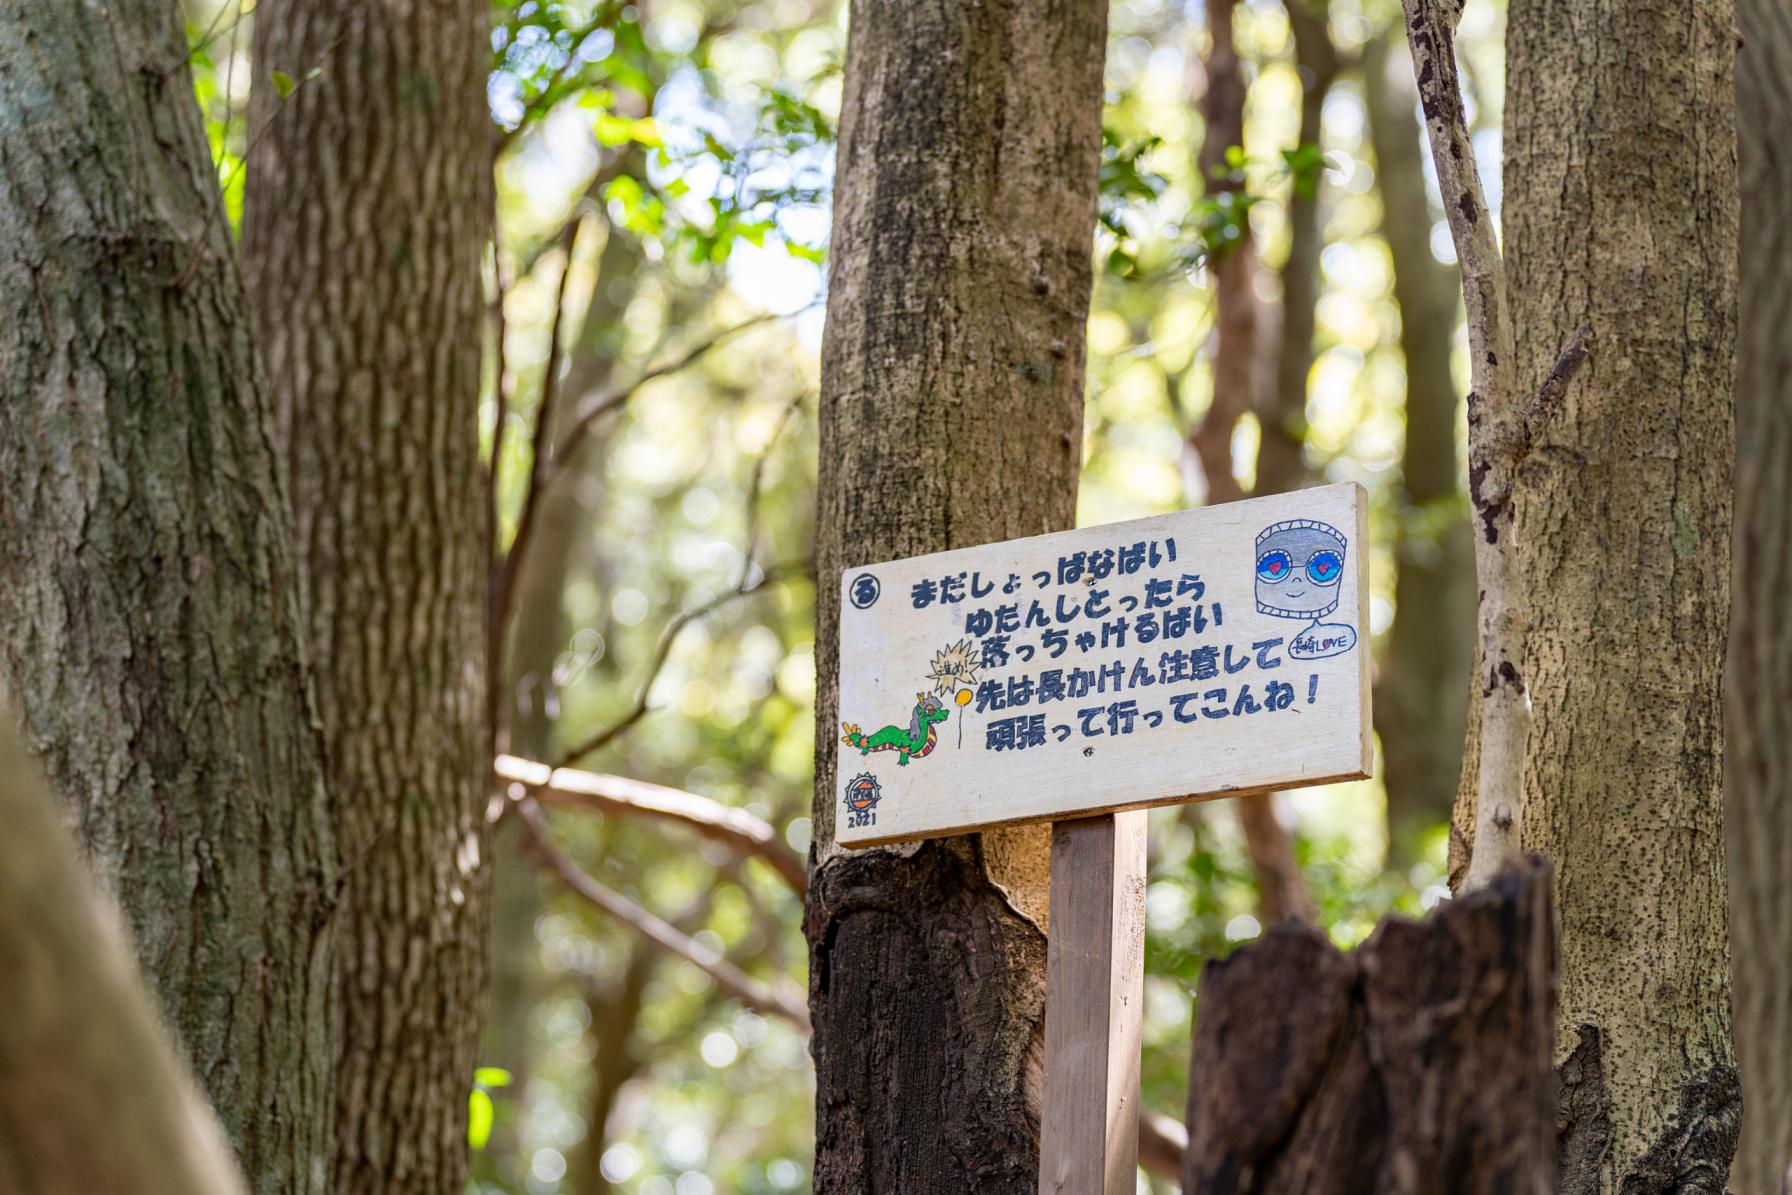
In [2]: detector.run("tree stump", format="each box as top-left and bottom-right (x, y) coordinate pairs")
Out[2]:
(1182, 855), (1556, 1195)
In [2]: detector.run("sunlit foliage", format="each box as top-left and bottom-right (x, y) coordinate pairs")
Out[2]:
(179, 0), (1497, 1187)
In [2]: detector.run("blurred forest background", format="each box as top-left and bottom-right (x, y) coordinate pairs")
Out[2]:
(181, 0), (1497, 1190)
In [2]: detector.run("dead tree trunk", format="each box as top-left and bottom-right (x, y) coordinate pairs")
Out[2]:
(1182, 856), (1556, 1195)
(242, 2), (491, 1188)
(806, 0), (1108, 1189)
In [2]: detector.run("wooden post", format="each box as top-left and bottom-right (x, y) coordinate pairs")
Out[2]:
(1039, 810), (1148, 1195)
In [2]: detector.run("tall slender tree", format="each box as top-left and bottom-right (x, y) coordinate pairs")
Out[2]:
(1183, 0), (1324, 927)
(1427, 0), (1741, 1183)
(1727, 0), (1792, 1189)
(243, 3), (491, 1189)
(805, 0), (1108, 1188)
(1363, 32), (1473, 868)
(0, 4), (337, 1190)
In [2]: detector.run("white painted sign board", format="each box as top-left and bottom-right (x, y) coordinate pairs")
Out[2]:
(835, 483), (1371, 847)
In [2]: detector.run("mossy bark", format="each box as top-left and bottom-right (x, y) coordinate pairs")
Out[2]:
(0, 4), (337, 1191)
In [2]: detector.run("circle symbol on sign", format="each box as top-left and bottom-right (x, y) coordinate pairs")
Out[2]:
(849, 573), (881, 609)
(844, 772), (882, 812)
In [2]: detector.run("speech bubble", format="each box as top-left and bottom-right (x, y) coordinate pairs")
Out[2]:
(1288, 622), (1357, 660)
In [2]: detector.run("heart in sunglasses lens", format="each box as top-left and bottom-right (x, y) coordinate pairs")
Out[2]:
(1305, 550), (1343, 585)
(1257, 550), (1292, 582)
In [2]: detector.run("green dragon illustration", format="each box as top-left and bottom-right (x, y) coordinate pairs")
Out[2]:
(841, 693), (951, 766)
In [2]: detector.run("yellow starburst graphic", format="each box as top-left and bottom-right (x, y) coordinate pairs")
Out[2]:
(927, 638), (980, 698)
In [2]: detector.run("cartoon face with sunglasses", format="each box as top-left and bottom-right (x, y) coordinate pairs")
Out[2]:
(1254, 519), (1348, 621)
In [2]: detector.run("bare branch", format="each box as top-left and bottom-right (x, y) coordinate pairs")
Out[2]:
(1138, 1110), (1188, 1184)
(554, 558), (812, 767)
(739, 390), (809, 589)
(487, 213), (587, 747)
(546, 309), (795, 491)
(1400, 0), (1585, 891)
(516, 799), (811, 1032)
(1520, 324), (1592, 457)
(1236, 795), (1318, 926)
(495, 754), (807, 896)
(486, 224), (514, 583)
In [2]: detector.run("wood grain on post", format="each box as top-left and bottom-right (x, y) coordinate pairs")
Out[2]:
(1039, 812), (1148, 1195)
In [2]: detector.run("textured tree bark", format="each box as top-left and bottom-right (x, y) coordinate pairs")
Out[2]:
(1728, 1), (1792, 1191)
(242, 2), (491, 1189)
(0, 5), (337, 1191)
(1181, 856), (1556, 1195)
(806, 0), (1107, 1188)
(1496, 0), (1741, 1187)
(1362, 33), (1474, 869)
(0, 722), (248, 1195)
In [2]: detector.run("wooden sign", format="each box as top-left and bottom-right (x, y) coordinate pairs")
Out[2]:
(835, 483), (1371, 847)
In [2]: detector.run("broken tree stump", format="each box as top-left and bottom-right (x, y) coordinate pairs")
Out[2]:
(1182, 854), (1556, 1195)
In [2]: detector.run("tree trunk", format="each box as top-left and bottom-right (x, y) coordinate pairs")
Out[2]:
(1256, 0), (1338, 497)
(1187, 0), (1319, 928)
(1181, 856), (1556, 1195)
(0, 5), (337, 1191)
(1499, 0), (1741, 1186)
(1362, 32), (1474, 869)
(242, 3), (491, 1189)
(806, 0), (1107, 1188)
(1193, 0), (1257, 509)
(0, 722), (248, 1195)
(1728, 0), (1792, 1190)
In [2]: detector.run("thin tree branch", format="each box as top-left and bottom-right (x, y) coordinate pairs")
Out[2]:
(495, 754), (807, 897)
(1520, 324), (1591, 457)
(554, 558), (813, 767)
(1236, 794), (1318, 926)
(486, 223), (514, 582)
(217, 34), (345, 200)
(546, 309), (796, 491)
(516, 798), (811, 1032)
(1401, 0), (1591, 890)
(173, 0), (248, 76)
(488, 212), (586, 748)
(1138, 1109), (1188, 1184)
(738, 390), (808, 588)
(489, 308), (799, 744)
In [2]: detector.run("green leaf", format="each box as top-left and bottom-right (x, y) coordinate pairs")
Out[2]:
(474, 1066), (513, 1088)
(271, 70), (296, 100)
(784, 241), (826, 263)
(467, 1089), (495, 1150)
